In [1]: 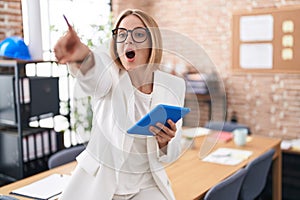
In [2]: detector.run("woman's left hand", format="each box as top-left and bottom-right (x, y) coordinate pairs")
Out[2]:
(150, 119), (177, 149)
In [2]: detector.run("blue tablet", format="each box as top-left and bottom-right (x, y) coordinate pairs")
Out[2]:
(127, 104), (190, 136)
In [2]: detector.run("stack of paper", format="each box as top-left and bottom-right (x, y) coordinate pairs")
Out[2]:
(281, 140), (292, 150)
(11, 174), (70, 200)
(292, 139), (300, 150)
(202, 148), (253, 165)
(182, 127), (211, 138)
(280, 139), (300, 151)
(185, 73), (209, 94)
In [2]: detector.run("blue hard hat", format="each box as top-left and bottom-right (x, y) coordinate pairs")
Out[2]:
(0, 36), (32, 60)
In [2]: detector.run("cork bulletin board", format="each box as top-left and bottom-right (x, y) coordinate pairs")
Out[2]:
(232, 6), (300, 73)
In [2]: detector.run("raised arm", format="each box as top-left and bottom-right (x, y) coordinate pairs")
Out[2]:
(54, 15), (113, 98)
(54, 15), (91, 67)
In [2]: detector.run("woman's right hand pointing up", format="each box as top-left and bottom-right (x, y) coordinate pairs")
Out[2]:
(54, 15), (90, 64)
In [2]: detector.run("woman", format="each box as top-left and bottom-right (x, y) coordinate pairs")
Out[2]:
(54, 9), (186, 200)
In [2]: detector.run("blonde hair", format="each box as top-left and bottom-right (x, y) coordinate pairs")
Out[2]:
(110, 9), (162, 69)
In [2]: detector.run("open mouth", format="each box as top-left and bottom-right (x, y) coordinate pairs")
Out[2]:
(125, 50), (135, 59)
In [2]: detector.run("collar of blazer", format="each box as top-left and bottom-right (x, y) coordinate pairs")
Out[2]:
(118, 69), (172, 113)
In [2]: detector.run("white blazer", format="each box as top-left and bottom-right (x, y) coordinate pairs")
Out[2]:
(60, 50), (186, 200)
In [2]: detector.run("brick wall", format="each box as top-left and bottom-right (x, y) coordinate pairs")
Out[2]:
(0, 0), (23, 41)
(112, 0), (300, 139)
(3, 0), (300, 139)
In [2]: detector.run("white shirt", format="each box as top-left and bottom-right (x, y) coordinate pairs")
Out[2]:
(114, 89), (156, 195)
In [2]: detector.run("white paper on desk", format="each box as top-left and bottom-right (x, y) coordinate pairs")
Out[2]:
(202, 148), (253, 165)
(11, 174), (71, 200)
(182, 127), (211, 138)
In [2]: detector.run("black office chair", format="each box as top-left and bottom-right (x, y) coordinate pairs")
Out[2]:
(205, 121), (251, 134)
(48, 145), (85, 169)
(239, 149), (275, 200)
(204, 168), (247, 200)
(0, 196), (19, 200)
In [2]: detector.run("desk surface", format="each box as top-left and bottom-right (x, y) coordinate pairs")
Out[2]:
(166, 135), (281, 200)
(0, 162), (75, 199)
(0, 135), (281, 200)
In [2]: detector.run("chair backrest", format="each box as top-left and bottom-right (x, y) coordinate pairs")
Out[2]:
(48, 145), (85, 169)
(239, 148), (275, 200)
(204, 168), (247, 200)
(205, 121), (251, 134)
(0, 195), (19, 200)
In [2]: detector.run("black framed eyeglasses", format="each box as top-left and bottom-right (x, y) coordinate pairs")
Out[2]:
(112, 27), (149, 43)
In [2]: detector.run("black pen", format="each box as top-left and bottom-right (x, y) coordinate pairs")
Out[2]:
(212, 153), (231, 157)
(63, 14), (72, 29)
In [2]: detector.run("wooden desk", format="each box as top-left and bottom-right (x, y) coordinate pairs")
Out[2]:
(0, 135), (281, 200)
(166, 135), (282, 200)
(0, 162), (75, 200)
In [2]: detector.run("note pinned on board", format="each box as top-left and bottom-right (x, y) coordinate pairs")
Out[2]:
(240, 14), (274, 42)
(10, 174), (70, 200)
(240, 43), (273, 69)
